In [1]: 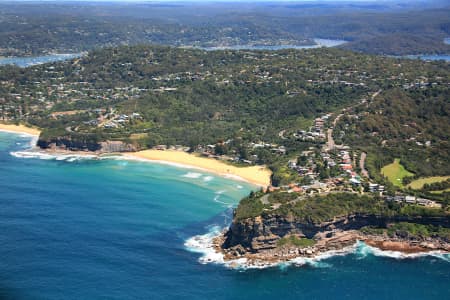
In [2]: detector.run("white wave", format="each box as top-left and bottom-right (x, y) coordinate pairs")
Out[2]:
(184, 226), (226, 264)
(29, 136), (39, 148)
(185, 226), (285, 269)
(10, 150), (97, 162)
(355, 241), (450, 262)
(203, 176), (214, 182)
(185, 226), (250, 268)
(185, 231), (449, 270)
(236, 185), (243, 189)
(213, 195), (232, 207)
(182, 172), (203, 179)
(212, 190), (234, 208)
(11, 151), (55, 160)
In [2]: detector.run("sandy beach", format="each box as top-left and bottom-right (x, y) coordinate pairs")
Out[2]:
(0, 123), (41, 136)
(0, 124), (271, 186)
(127, 150), (272, 187)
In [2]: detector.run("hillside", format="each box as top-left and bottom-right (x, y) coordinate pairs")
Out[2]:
(334, 87), (450, 180)
(218, 191), (450, 264)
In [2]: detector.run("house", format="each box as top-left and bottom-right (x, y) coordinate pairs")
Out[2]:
(288, 160), (297, 168)
(291, 186), (303, 193)
(340, 164), (353, 171)
(350, 177), (361, 185)
(405, 196), (416, 204)
(369, 183), (379, 192)
(274, 146), (286, 155)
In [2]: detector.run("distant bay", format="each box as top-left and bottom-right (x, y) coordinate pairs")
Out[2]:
(397, 55), (450, 62)
(0, 53), (83, 67)
(199, 38), (347, 51)
(391, 37), (450, 62)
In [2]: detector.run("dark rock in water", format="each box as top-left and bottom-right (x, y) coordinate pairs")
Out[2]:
(37, 136), (102, 152)
(37, 137), (136, 153)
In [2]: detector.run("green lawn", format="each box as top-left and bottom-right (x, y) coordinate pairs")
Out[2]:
(407, 176), (450, 190)
(430, 188), (450, 194)
(381, 158), (414, 188)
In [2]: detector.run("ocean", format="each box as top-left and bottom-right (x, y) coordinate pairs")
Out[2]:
(0, 132), (449, 299)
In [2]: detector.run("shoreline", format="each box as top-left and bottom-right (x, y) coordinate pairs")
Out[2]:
(186, 229), (450, 269)
(5, 133), (271, 186)
(211, 229), (450, 268)
(125, 150), (271, 187)
(0, 123), (41, 136)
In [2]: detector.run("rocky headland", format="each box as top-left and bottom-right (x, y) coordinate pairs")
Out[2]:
(213, 192), (450, 266)
(37, 136), (137, 153)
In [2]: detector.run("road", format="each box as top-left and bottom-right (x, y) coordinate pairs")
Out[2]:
(360, 152), (369, 178)
(278, 129), (287, 140)
(371, 89), (382, 101)
(325, 89), (382, 152)
(326, 113), (343, 151)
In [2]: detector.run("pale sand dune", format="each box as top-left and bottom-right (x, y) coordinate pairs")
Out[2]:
(127, 150), (272, 187)
(0, 123), (41, 136)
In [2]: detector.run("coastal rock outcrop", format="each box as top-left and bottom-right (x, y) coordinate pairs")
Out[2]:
(37, 136), (102, 152)
(37, 136), (136, 153)
(222, 213), (450, 254)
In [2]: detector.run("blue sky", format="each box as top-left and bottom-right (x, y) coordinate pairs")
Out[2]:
(0, 0), (431, 4)
(0, 0), (405, 2)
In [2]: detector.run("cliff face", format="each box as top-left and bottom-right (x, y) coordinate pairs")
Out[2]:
(222, 213), (450, 252)
(37, 137), (136, 153)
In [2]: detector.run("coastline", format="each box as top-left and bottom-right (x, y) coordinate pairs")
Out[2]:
(185, 228), (450, 269)
(4, 129), (272, 186)
(126, 150), (272, 187)
(0, 123), (41, 136)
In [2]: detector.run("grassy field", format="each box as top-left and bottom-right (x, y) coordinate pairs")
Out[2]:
(431, 188), (450, 194)
(381, 158), (414, 188)
(407, 176), (450, 190)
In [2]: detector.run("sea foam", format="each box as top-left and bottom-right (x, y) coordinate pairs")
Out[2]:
(203, 176), (214, 182)
(10, 150), (98, 162)
(185, 230), (450, 270)
(354, 241), (450, 262)
(182, 172), (203, 179)
(212, 191), (233, 208)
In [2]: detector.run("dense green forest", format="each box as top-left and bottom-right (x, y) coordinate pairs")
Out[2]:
(235, 191), (449, 222)
(0, 2), (449, 56)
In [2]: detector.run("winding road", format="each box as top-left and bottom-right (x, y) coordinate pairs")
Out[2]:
(325, 89), (382, 152)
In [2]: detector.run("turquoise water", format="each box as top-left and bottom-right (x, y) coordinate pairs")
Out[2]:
(0, 53), (82, 68)
(0, 131), (449, 299)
